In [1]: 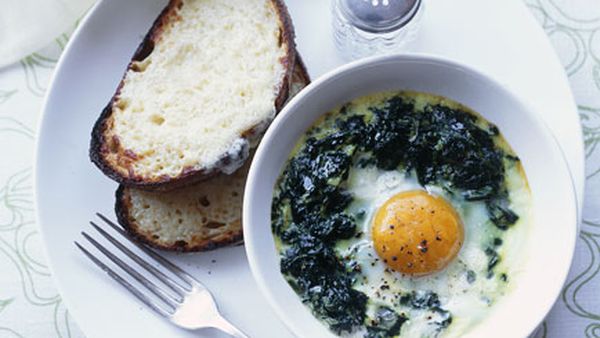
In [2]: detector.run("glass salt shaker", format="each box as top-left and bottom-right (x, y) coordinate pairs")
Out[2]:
(333, 0), (424, 60)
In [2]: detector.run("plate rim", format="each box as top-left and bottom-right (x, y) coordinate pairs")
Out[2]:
(33, 0), (110, 333)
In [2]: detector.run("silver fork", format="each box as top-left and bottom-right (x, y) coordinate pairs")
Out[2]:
(75, 213), (249, 338)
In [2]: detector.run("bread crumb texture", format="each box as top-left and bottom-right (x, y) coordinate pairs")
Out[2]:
(111, 0), (285, 179)
(127, 160), (248, 246)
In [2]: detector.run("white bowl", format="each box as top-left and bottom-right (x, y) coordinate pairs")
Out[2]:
(243, 54), (577, 338)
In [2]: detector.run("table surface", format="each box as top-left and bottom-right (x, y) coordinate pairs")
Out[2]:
(0, 0), (598, 337)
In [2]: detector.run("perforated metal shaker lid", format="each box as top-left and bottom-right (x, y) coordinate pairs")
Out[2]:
(338, 0), (421, 33)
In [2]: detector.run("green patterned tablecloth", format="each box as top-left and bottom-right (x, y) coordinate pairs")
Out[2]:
(0, 1), (598, 337)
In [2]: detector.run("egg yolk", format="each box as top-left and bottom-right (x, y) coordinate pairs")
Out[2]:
(372, 190), (464, 276)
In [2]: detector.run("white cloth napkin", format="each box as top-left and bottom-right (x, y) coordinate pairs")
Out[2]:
(0, 0), (96, 67)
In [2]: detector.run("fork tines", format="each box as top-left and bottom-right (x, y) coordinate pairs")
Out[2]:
(75, 213), (196, 317)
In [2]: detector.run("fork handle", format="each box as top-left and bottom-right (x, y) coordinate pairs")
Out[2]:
(209, 315), (249, 338)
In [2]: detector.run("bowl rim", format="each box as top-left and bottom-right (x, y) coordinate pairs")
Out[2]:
(243, 53), (578, 338)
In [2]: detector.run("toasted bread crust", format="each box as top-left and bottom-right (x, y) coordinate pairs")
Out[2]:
(271, 0), (296, 112)
(283, 55), (310, 111)
(292, 52), (311, 87)
(115, 185), (244, 252)
(90, 0), (296, 192)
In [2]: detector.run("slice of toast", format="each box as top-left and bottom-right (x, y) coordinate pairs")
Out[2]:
(115, 58), (310, 252)
(91, 0), (296, 191)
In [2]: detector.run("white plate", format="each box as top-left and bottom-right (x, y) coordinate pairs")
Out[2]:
(243, 54), (578, 338)
(35, 0), (583, 337)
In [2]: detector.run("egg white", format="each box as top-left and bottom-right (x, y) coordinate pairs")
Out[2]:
(337, 160), (531, 338)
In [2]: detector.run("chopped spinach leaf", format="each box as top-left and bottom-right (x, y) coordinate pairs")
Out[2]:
(365, 307), (407, 338)
(400, 291), (453, 330)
